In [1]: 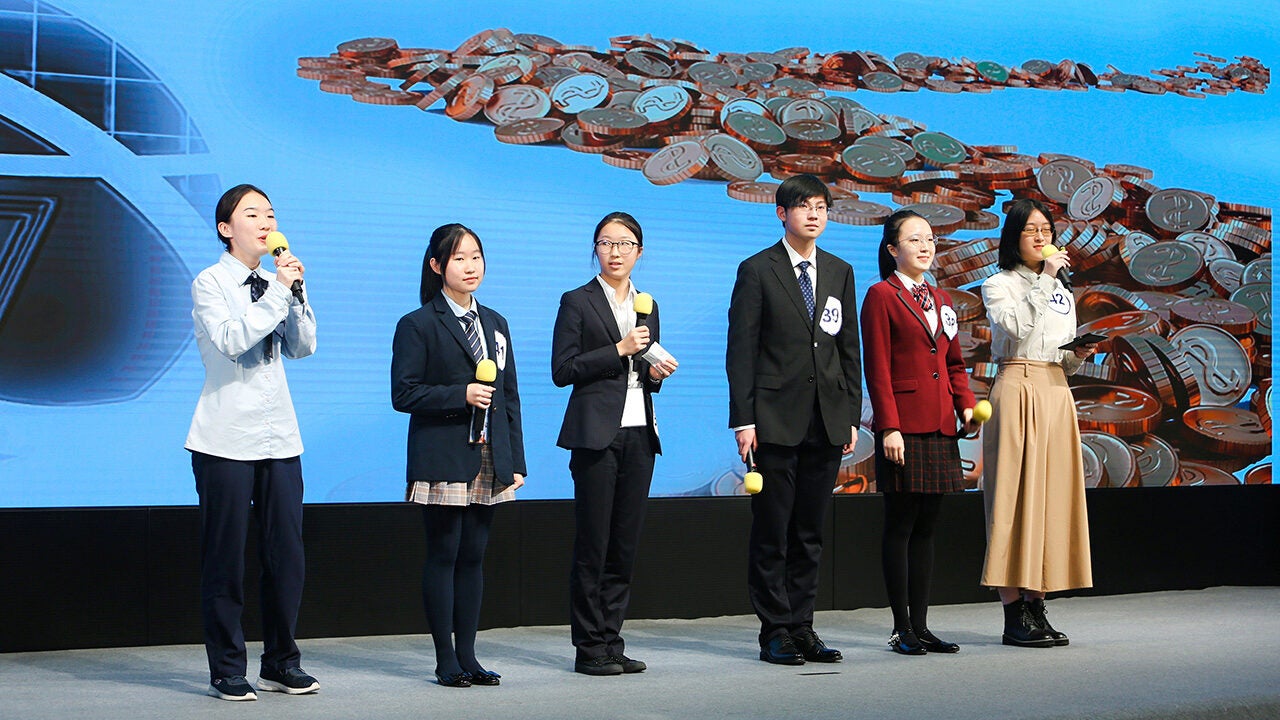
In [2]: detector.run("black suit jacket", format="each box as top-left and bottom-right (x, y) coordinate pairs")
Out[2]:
(391, 293), (526, 486)
(552, 279), (663, 453)
(726, 241), (862, 446)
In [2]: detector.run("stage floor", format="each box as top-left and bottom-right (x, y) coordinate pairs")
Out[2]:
(3, 587), (1277, 720)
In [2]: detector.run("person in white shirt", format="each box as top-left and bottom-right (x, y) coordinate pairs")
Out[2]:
(979, 198), (1096, 649)
(186, 184), (318, 701)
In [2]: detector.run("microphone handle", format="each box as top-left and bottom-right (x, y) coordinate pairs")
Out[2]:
(1056, 267), (1071, 290)
(271, 248), (306, 302)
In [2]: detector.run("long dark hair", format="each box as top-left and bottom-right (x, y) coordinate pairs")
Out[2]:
(878, 209), (926, 281)
(592, 211), (643, 262)
(214, 183), (269, 250)
(998, 199), (1057, 270)
(420, 223), (483, 305)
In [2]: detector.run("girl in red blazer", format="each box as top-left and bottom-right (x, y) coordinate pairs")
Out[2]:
(860, 209), (979, 656)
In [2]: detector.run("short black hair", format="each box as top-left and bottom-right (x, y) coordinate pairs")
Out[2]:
(214, 183), (269, 251)
(998, 198), (1057, 270)
(878, 209), (927, 281)
(420, 223), (484, 305)
(775, 173), (832, 209)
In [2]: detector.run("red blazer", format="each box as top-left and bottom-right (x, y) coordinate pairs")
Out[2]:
(860, 275), (975, 435)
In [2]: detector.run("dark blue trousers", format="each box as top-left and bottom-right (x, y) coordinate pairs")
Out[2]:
(192, 451), (305, 681)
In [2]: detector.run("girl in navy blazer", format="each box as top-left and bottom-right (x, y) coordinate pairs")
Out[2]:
(551, 212), (678, 676)
(391, 223), (526, 687)
(860, 209), (978, 656)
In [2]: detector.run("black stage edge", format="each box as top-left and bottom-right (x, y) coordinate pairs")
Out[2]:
(3, 486), (1278, 653)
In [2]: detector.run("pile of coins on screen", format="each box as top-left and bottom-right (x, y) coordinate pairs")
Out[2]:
(300, 31), (1271, 491)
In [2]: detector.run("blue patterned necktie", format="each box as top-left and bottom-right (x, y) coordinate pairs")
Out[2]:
(797, 260), (814, 320)
(461, 310), (484, 363)
(244, 273), (272, 359)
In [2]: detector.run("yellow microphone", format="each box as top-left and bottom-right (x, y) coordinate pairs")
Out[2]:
(634, 292), (653, 325)
(743, 449), (763, 494)
(470, 358), (498, 444)
(972, 399), (993, 424)
(265, 231), (304, 302)
(1040, 243), (1071, 288)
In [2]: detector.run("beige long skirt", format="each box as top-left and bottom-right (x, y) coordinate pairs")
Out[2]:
(980, 360), (1093, 592)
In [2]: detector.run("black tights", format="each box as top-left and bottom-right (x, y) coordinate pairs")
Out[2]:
(881, 492), (944, 633)
(421, 504), (494, 675)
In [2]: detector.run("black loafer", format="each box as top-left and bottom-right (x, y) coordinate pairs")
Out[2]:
(759, 634), (805, 665)
(465, 668), (501, 686)
(791, 628), (842, 663)
(435, 671), (472, 688)
(888, 629), (927, 656)
(915, 629), (960, 654)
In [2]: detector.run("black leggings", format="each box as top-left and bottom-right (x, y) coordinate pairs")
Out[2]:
(881, 492), (944, 633)
(421, 503), (495, 675)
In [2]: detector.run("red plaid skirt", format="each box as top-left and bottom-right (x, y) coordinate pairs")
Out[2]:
(874, 430), (964, 494)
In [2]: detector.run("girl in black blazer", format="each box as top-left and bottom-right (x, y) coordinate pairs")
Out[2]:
(551, 212), (678, 676)
(391, 223), (526, 688)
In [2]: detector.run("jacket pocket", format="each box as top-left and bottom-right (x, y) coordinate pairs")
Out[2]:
(756, 374), (782, 390)
(892, 379), (918, 393)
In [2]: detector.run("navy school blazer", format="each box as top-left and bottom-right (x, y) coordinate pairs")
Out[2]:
(391, 293), (526, 486)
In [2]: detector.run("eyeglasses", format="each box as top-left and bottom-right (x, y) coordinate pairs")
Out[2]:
(792, 203), (829, 214)
(898, 235), (937, 247)
(595, 240), (639, 255)
(1021, 226), (1054, 237)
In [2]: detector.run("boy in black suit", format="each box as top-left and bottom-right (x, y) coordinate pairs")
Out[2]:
(726, 174), (862, 665)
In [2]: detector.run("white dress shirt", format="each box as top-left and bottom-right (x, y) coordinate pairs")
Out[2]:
(782, 238), (817, 289)
(981, 264), (1083, 374)
(894, 270), (938, 335)
(185, 252), (317, 460)
(595, 275), (647, 428)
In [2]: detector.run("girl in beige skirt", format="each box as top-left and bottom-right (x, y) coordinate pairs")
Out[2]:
(980, 199), (1098, 648)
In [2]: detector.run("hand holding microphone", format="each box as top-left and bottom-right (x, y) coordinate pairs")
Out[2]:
(469, 359), (497, 444)
(266, 231), (306, 303)
(1040, 243), (1072, 289)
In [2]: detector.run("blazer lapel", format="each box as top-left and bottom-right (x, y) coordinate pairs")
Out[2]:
(769, 242), (813, 329)
(432, 294), (477, 364)
(584, 279), (623, 344)
(889, 274), (936, 346)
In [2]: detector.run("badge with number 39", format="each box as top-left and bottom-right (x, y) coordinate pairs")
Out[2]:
(819, 296), (842, 335)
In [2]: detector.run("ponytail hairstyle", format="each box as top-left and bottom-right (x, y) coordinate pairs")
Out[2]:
(420, 223), (483, 305)
(878, 209), (926, 281)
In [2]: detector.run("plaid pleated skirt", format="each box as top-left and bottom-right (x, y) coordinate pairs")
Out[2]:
(406, 444), (516, 506)
(874, 430), (965, 494)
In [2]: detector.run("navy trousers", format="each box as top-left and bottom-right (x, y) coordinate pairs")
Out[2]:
(192, 451), (305, 681)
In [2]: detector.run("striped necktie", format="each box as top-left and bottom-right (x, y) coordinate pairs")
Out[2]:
(461, 310), (483, 363)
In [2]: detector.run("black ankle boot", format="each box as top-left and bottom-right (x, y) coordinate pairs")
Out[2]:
(1026, 598), (1069, 646)
(1002, 600), (1054, 648)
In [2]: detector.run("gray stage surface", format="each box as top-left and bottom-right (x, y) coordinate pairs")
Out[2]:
(3, 587), (1277, 720)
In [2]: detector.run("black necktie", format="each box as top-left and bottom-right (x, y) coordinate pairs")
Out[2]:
(244, 273), (273, 359)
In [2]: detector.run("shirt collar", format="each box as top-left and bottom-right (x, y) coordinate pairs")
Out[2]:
(220, 251), (264, 277)
(442, 291), (477, 318)
(894, 270), (926, 292)
(1012, 263), (1040, 283)
(781, 239), (816, 269)
(595, 274), (636, 304)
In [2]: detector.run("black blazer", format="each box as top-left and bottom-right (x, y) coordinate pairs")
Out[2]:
(552, 279), (663, 453)
(391, 293), (526, 486)
(726, 241), (862, 446)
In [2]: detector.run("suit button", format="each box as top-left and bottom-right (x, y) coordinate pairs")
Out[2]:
(930, 348), (937, 354)
(933, 372), (940, 379)
(813, 342), (818, 348)
(808, 376), (815, 383)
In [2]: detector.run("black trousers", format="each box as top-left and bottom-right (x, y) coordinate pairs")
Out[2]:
(569, 426), (656, 660)
(748, 407), (842, 645)
(192, 452), (305, 682)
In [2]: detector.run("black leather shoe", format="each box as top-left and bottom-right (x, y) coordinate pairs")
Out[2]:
(610, 654), (647, 673)
(759, 634), (805, 665)
(1026, 599), (1069, 646)
(575, 657), (623, 676)
(435, 671), (472, 688)
(915, 629), (960, 653)
(464, 667), (501, 686)
(791, 628), (842, 662)
(888, 629), (927, 656)
(1002, 600), (1054, 648)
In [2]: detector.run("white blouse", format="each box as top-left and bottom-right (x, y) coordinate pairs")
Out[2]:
(981, 264), (1083, 374)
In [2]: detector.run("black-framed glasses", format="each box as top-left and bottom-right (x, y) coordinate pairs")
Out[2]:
(596, 240), (639, 255)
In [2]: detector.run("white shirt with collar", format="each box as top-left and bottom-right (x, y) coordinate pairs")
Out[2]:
(894, 270), (938, 334)
(595, 275), (647, 428)
(981, 263), (1083, 374)
(782, 238), (817, 289)
(185, 252), (317, 460)
(442, 292), (489, 362)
